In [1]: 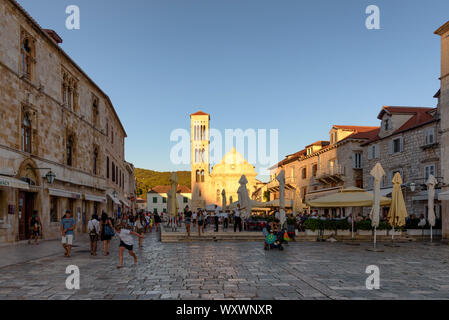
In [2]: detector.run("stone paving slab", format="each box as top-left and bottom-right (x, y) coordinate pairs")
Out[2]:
(0, 232), (449, 300)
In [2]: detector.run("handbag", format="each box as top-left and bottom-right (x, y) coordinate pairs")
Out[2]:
(104, 223), (115, 237)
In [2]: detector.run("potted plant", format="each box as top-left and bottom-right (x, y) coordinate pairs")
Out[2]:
(336, 219), (351, 236)
(356, 220), (373, 236)
(304, 219), (319, 236)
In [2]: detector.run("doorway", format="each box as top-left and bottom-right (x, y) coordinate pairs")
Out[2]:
(18, 191), (35, 240)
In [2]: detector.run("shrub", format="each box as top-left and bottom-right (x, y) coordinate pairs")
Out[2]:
(336, 219), (351, 230)
(377, 221), (392, 230)
(356, 220), (372, 231)
(324, 219), (337, 230)
(304, 219), (320, 231)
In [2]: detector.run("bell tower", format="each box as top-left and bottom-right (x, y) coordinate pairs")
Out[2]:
(190, 110), (210, 210)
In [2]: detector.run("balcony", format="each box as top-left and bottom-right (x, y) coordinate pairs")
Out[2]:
(317, 164), (345, 184)
(267, 176), (297, 192)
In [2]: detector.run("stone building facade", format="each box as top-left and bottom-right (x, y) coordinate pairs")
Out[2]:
(362, 106), (441, 220)
(0, 0), (133, 243)
(190, 111), (259, 210)
(435, 21), (449, 239)
(269, 125), (379, 216)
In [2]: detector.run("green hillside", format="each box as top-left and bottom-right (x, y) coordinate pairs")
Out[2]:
(135, 168), (191, 200)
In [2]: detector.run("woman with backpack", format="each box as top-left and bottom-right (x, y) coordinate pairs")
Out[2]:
(100, 212), (114, 256)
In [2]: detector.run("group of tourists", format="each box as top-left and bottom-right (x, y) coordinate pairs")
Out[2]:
(180, 204), (246, 237)
(26, 208), (162, 269)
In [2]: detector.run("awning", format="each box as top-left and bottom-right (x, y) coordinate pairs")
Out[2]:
(0, 176), (29, 190)
(412, 190), (441, 201)
(107, 193), (121, 205)
(84, 194), (107, 203)
(307, 187), (391, 208)
(438, 190), (449, 201)
(120, 199), (130, 208)
(380, 188), (393, 197)
(48, 188), (81, 199)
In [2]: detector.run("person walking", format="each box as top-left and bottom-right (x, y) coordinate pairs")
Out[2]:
(28, 210), (43, 245)
(234, 205), (242, 232)
(134, 215), (145, 248)
(214, 205), (220, 232)
(88, 214), (100, 256)
(100, 212), (113, 256)
(197, 211), (204, 236)
(184, 209), (192, 237)
(192, 208), (197, 227)
(154, 212), (161, 232)
(61, 210), (76, 257)
(115, 223), (144, 269)
(223, 210), (229, 231)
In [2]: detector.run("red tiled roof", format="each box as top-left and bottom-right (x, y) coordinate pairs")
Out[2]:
(306, 141), (329, 148)
(377, 106), (433, 120)
(43, 29), (62, 44)
(363, 106), (437, 145)
(148, 184), (191, 194)
(336, 126), (381, 141)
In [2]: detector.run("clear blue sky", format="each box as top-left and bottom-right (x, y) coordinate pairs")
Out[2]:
(17, 0), (449, 180)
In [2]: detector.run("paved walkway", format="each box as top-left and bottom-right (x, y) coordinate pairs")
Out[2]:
(0, 232), (449, 300)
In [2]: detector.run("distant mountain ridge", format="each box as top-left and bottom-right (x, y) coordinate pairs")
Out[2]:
(135, 168), (191, 200)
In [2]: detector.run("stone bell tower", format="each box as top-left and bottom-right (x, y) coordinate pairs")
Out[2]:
(190, 111), (210, 210)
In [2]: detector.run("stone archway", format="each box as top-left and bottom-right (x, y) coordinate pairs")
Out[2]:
(17, 157), (41, 186)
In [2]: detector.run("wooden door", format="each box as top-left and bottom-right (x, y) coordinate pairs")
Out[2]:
(18, 192), (34, 240)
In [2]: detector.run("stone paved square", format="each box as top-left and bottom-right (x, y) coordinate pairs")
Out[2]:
(0, 232), (449, 300)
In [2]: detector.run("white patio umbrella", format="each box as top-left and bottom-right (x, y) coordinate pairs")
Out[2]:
(368, 162), (385, 252)
(276, 169), (286, 227)
(426, 175), (438, 243)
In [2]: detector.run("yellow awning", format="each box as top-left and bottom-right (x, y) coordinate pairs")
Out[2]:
(306, 187), (392, 208)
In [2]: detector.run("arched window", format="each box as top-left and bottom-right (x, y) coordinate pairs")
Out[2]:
(201, 170), (205, 182)
(216, 189), (220, 202)
(22, 113), (32, 153)
(66, 135), (74, 166)
(196, 170), (200, 183)
(202, 148), (205, 163)
(93, 147), (98, 175)
(194, 125), (197, 141)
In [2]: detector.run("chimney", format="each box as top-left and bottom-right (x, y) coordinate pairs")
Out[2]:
(43, 29), (63, 44)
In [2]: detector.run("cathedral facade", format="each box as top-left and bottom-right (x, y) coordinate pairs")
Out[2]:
(190, 111), (259, 210)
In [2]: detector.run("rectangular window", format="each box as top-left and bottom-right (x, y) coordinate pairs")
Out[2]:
(112, 162), (115, 182)
(301, 168), (307, 179)
(426, 128), (435, 145)
(424, 164), (436, 180)
(183, 197), (188, 203)
(312, 164), (318, 177)
(106, 157), (109, 179)
(163, 197), (167, 203)
(116, 167), (118, 185)
(391, 137), (403, 154)
(353, 152), (363, 169)
(153, 197), (157, 204)
(50, 196), (58, 222)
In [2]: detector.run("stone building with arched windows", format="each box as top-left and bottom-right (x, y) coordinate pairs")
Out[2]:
(0, 0), (135, 243)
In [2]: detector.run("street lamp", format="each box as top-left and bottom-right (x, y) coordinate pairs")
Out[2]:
(26, 167), (56, 185)
(113, 190), (118, 198)
(409, 183), (416, 192)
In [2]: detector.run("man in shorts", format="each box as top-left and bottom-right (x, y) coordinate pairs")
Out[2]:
(61, 210), (76, 257)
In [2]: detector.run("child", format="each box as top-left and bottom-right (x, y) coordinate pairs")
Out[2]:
(115, 223), (144, 269)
